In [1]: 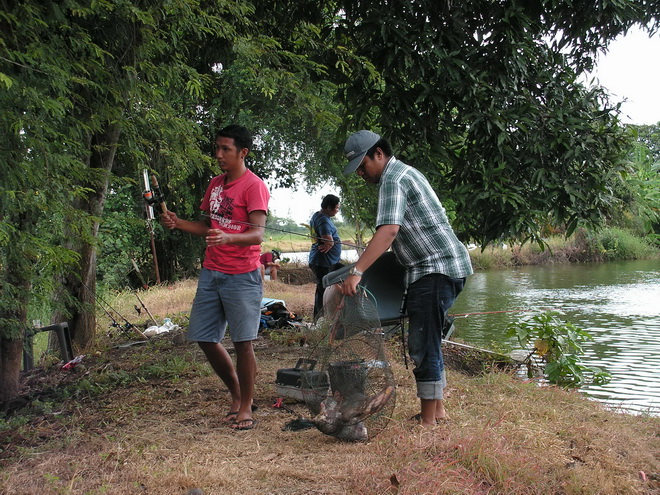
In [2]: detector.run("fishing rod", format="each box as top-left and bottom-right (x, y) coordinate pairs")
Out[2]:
(141, 171), (363, 250)
(200, 212), (365, 251)
(130, 258), (149, 290)
(142, 170), (167, 214)
(133, 290), (159, 327)
(141, 171), (165, 283)
(79, 280), (147, 339)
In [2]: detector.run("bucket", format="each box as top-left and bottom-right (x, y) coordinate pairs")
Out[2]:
(328, 361), (369, 397)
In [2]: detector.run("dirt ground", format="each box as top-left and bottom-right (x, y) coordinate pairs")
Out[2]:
(277, 265), (317, 285)
(2, 282), (659, 495)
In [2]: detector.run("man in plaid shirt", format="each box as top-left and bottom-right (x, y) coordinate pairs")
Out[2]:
(340, 130), (473, 427)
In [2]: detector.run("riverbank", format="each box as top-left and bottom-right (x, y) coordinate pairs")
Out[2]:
(263, 227), (660, 272)
(2, 280), (660, 494)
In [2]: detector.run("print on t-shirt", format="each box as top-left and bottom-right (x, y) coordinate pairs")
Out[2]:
(208, 184), (240, 231)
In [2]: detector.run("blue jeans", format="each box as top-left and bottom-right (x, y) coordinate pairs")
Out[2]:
(407, 273), (465, 400)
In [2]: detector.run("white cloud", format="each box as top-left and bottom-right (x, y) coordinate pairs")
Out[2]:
(590, 26), (660, 125)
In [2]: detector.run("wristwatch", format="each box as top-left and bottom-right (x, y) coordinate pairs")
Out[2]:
(349, 266), (363, 277)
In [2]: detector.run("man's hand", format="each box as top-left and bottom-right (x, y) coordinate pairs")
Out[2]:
(161, 210), (179, 230)
(317, 234), (334, 253)
(317, 242), (333, 253)
(206, 228), (232, 246)
(339, 274), (361, 296)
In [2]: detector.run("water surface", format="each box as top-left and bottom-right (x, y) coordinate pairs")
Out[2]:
(449, 260), (660, 415)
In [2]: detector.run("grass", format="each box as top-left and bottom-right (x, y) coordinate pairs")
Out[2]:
(468, 228), (659, 270)
(261, 225), (364, 254)
(2, 282), (660, 495)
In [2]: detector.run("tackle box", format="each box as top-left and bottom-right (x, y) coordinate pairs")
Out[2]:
(275, 358), (329, 402)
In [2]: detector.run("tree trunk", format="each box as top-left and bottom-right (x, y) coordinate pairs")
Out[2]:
(0, 232), (32, 403)
(0, 338), (24, 403)
(50, 124), (120, 352)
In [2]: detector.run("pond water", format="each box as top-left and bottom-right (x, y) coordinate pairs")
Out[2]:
(449, 259), (660, 415)
(281, 249), (359, 264)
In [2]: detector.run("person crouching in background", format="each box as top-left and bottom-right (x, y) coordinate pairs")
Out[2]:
(260, 249), (281, 281)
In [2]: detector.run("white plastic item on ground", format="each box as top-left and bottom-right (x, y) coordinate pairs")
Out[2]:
(144, 318), (180, 336)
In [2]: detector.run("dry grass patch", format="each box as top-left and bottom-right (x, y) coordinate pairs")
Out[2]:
(3, 283), (660, 495)
(4, 334), (660, 495)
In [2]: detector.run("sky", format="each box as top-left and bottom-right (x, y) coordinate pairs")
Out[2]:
(268, 27), (660, 224)
(587, 26), (660, 125)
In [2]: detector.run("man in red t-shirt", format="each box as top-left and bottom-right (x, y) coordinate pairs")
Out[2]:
(259, 250), (281, 281)
(161, 125), (269, 431)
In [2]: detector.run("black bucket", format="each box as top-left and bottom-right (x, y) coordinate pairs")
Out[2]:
(328, 361), (369, 397)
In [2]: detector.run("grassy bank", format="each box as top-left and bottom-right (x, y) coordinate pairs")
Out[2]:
(3, 282), (660, 495)
(457, 228), (658, 271)
(261, 226), (660, 270)
(261, 225), (358, 255)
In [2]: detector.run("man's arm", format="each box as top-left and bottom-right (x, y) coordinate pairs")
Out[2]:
(340, 224), (400, 296)
(161, 210), (210, 236)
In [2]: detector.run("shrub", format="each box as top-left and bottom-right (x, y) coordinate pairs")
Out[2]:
(505, 311), (611, 387)
(597, 227), (656, 260)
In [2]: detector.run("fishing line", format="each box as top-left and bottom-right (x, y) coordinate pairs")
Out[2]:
(199, 213), (365, 251)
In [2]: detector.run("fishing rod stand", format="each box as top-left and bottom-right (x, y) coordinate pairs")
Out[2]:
(23, 322), (74, 371)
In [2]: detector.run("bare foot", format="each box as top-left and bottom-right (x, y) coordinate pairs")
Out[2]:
(435, 401), (449, 422)
(410, 413), (436, 427)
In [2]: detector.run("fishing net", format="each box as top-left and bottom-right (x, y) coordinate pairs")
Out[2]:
(302, 286), (396, 442)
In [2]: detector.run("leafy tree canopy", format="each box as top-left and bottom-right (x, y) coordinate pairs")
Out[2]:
(309, 0), (660, 246)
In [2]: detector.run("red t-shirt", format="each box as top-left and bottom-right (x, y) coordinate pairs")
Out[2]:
(200, 170), (269, 274)
(260, 252), (274, 266)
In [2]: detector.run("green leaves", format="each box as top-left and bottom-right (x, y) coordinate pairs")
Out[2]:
(504, 311), (611, 387)
(319, 0), (655, 246)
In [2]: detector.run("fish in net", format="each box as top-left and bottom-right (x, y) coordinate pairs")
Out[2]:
(302, 286), (396, 441)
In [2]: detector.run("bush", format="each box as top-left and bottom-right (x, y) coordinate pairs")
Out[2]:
(597, 227), (656, 260)
(505, 311), (611, 387)
(469, 244), (515, 269)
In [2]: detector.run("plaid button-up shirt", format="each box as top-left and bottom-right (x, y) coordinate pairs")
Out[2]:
(376, 158), (473, 285)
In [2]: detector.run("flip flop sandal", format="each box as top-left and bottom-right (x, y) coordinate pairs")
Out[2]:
(231, 418), (258, 431)
(223, 411), (239, 423)
(223, 404), (258, 422)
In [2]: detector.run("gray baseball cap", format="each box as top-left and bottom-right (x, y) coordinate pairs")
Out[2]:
(343, 130), (381, 174)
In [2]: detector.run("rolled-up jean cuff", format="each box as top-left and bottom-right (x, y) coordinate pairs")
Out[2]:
(416, 370), (447, 400)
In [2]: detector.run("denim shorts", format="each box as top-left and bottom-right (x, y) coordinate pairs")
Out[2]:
(406, 273), (465, 400)
(187, 268), (263, 343)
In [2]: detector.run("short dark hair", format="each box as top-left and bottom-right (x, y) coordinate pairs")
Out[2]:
(365, 138), (392, 160)
(321, 194), (340, 210)
(216, 125), (253, 153)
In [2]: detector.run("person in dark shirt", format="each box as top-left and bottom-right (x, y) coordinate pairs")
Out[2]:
(308, 194), (342, 321)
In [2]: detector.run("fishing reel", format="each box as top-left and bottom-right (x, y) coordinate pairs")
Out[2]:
(142, 170), (167, 213)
